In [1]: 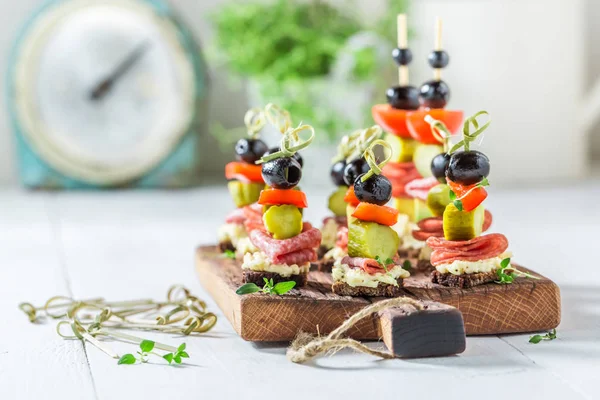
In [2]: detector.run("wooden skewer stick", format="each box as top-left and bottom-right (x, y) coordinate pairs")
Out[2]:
(434, 16), (443, 81)
(397, 14), (409, 86)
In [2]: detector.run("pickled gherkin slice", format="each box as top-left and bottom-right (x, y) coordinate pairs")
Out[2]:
(328, 185), (348, 217)
(443, 203), (485, 241)
(427, 184), (452, 217)
(348, 221), (400, 260)
(393, 196), (415, 221)
(385, 133), (417, 162)
(413, 143), (443, 178)
(414, 198), (434, 222)
(263, 205), (303, 239)
(228, 181), (263, 207)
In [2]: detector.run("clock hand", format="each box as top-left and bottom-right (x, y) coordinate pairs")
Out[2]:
(89, 41), (151, 101)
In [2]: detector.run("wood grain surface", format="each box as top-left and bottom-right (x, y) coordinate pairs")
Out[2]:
(196, 245), (561, 341)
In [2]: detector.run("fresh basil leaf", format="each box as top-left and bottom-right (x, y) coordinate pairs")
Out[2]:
(500, 258), (511, 268)
(236, 283), (261, 295)
(139, 340), (155, 353)
(273, 281), (296, 295)
(384, 258), (394, 266)
(174, 355), (182, 364)
(529, 335), (543, 344)
(163, 353), (174, 364)
(263, 277), (270, 285)
(478, 177), (490, 187)
(374, 255), (382, 264)
(118, 354), (137, 365)
(179, 351), (190, 358)
(177, 343), (186, 352)
(402, 260), (412, 270)
(449, 190), (457, 201)
(548, 329), (557, 339)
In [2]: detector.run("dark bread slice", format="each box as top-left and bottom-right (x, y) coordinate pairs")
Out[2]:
(397, 247), (421, 259)
(243, 270), (308, 287)
(332, 278), (404, 298)
(416, 259), (434, 272)
(431, 270), (497, 288)
(317, 258), (335, 272)
(316, 245), (330, 259)
(218, 241), (235, 253)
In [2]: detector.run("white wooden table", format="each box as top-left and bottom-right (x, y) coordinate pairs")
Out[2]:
(1, 182), (599, 400)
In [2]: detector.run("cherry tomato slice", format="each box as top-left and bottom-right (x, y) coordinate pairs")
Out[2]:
(371, 104), (412, 138)
(407, 109), (464, 144)
(225, 162), (264, 183)
(258, 188), (308, 208)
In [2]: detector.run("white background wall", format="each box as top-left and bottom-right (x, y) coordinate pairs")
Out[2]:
(0, 0), (599, 186)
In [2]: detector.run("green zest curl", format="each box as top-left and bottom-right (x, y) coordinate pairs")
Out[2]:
(244, 108), (266, 139)
(449, 111), (491, 153)
(331, 129), (362, 163)
(256, 124), (315, 164)
(264, 103), (292, 135)
(360, 138), (392, 182)
(424, 115), (451, 152)
(346, 125), (382, 162)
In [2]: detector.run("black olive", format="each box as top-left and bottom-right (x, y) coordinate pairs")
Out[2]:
(386, 85), (420, 110)
(261, 157), (302, 189)
(428, 50), (449, 69)
(392, 48), (412, 66)
(446, 150), (490, 186)
(419, 79), (450, 109)
(354, 174), (392, 206)
(330, 160), (347, 186)
(264, 146), (303, 168)
(431, 153), (451, 183)
(343, 158), (370, 186)
(235, 138), (269, 164)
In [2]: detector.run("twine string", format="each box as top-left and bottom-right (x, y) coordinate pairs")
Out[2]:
(287, 297), (423, 363)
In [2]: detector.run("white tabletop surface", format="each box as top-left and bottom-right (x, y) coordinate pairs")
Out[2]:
(1, 181), (599, 400)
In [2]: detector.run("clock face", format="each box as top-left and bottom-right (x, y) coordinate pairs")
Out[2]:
(13, 0), (196, 184)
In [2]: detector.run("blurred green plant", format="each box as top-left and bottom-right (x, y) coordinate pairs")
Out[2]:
(210, 0), (409, 144)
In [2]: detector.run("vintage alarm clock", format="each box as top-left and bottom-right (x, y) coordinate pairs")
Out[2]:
(6, 0), (208, 188)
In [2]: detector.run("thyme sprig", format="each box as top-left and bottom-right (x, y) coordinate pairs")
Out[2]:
(236, 278), (297, 295)
(529, 329), (557, 344)
(375, 255), (395, 277)
(496, 258), (540, 284)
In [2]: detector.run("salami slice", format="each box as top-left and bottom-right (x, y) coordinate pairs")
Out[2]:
(405, 177), (439, 201)
(426, 233), (509, 266)
(224, 208), (246, 224)
(322, 216), (348, 227)
(384, 163), (421, 198)
(341, 256), (383, 274)
(250, 228), (322, 260)
(272, 248), (317, 265)
(336, 226), (348, 250)
(482, 210), (493, 232)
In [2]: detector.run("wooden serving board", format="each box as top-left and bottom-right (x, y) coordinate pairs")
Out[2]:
(196, 246), (561, 342)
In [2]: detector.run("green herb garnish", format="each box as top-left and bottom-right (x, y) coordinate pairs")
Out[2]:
(222, 249), (236, 259)
(163, 343), (190, 364)
(449, 190), (464, 211)
(118, 340), (189, 366)
(236, 278), (296, 296)
(529, 329), (557, 344)
(375, 256), (395, 277)
(496, 258), (540, 285)
(402, 260), (412, 271)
